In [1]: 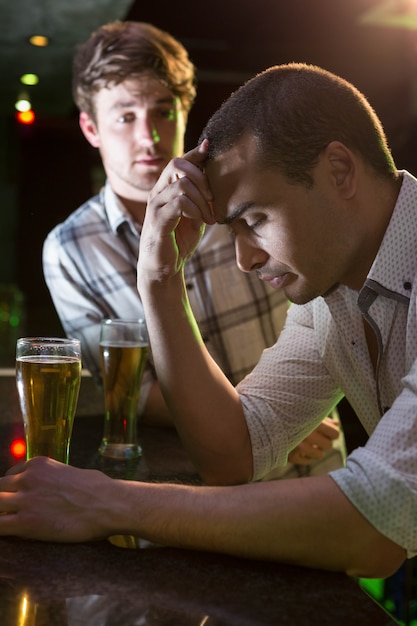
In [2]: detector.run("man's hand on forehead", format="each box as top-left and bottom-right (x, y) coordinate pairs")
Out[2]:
(182, 140), (217, 222)
(165, 140), (215, 224)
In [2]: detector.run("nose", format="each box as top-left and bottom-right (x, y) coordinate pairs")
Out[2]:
(135, 114), (160, 146)
(235, 235), (268, 273)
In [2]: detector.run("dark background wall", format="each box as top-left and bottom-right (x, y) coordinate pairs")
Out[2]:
(2, 0), (417, 368)
(14, 116), (100, 338)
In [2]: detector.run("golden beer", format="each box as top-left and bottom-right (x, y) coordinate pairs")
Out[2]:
(99, 342), (148, 458)
(16, 355), (81, 462)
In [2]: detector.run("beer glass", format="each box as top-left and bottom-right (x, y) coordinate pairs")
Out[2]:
(16, 337), (81, 463)
(99, 318), (148, 459)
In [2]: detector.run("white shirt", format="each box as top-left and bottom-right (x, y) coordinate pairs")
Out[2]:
(238, 170), (417, 556)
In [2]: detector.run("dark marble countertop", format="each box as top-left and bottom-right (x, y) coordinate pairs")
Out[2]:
(0, 536), (397, 626)
(0, 373), (398, 625)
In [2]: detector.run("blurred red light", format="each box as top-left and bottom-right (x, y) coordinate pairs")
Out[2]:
(16, 110), (35, 124)
(10, 439), (26, 459)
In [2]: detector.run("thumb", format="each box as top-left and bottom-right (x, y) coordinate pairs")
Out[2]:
(182, 139), (209, 168)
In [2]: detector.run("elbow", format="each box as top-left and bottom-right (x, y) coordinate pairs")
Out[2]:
(199, 464), (252, 487)
(194, 446), (254, 487)
(346, 537), (407, 579)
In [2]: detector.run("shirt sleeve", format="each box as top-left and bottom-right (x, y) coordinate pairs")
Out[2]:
(237, 302), (343, 480)
(43, 225), (104, 379)
(331, 360), (417, 557)
(42, 221), (155, 416)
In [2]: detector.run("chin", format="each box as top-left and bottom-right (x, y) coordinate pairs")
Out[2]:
(322, 283), (340, 297)
(286, 285), (324, 305)
(133, 174), (160, 191)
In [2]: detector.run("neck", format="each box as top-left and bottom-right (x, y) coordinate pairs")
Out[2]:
(348, 172), (402, 290)
(107, 176), (149, 224)
(117, 194), (147, 224)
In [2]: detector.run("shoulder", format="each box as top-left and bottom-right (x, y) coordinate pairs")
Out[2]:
(44, 192), (108, 248)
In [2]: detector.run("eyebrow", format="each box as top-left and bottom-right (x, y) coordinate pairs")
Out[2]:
(110, 96), (176, 112)
(220, 201), (256, 225)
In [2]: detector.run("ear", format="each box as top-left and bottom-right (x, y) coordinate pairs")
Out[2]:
(79, 111), (100, 148)
(324, 141), (356, 199)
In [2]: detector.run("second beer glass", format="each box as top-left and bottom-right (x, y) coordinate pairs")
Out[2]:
(99, 318), (148, 459)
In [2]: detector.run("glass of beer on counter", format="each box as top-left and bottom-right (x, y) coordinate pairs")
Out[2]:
(99, 318), (148, 459)
(16, 337), (82, 463)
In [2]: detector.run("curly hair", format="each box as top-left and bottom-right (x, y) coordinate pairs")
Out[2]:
(73, 20), (196, 120)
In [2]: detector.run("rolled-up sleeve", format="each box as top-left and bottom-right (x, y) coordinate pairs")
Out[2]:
(331, 367), (417, 556)
(237, 302), (343, 481)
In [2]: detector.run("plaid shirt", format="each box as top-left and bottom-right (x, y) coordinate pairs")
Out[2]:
(43, 182), (289, 390)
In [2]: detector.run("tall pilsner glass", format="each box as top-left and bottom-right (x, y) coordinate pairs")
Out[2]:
(99, 318), (148, 459)
(16, 337), (81, 463)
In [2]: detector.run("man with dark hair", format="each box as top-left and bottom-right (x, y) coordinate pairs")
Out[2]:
(7, 65), (401, 577)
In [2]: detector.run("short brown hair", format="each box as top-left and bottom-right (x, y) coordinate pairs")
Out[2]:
(73, 20), (196, 120)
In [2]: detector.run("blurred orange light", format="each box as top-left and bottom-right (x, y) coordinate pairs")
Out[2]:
(16, 109), (35, 124)
(29, 35), (49, 47)
(10, 438), (26, 459)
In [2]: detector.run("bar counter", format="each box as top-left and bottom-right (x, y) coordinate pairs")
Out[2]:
(0, 372), (398, 625)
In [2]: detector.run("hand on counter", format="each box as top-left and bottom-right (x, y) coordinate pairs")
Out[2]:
(0, 457), (116, 542)
(0, 453), (405, 578)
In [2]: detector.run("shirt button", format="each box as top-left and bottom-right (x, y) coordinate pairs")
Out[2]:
(403, 281), (412, 291)
(186, 283), (193, 290)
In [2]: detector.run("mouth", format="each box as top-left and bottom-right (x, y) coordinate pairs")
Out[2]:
(134, 155), (165, 168)
(259, 273), (290, 289)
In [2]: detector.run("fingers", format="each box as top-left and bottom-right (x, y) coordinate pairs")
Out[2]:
(0, 471), (23, 519)
(0, 457), (111, 542)
(0, 508), (18, 539)
(317, 417), (340, 441)
(182, 138), (209, 167)
(138, 141), (214, 285)
(288, 443), (324, 465)
(287, 417), (340, 465)
(5, 460), (26, 476)
(148, 142), (214, 226)
(0, 462), (27, 509)
(164, 174), (212, 222)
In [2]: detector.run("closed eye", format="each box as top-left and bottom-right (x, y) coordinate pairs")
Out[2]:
(246, 215), (266, 231)
(228, 215), (266, 239)
(248, 219), (264, 230)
